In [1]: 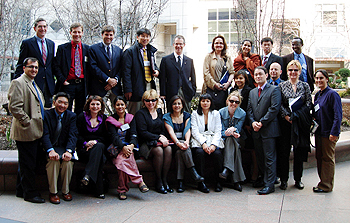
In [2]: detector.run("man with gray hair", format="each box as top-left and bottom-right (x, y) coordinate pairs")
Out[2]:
(159, 35), (196, 112)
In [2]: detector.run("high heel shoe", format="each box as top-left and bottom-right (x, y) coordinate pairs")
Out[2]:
(165, 184), (174, 193)
(156, 185), (167, 194)
(177, 180), (185, 193)
(189, 167), (204, 182)
(233, 182), (242, 192)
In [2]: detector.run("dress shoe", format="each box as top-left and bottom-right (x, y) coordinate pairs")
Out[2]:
(24, 196), (45, 203)
(62, 192), (72, 201)
(97, 194), (105, 199)
(233, 182), (242, 192)
(219, 168), (230, 180)
(177, 181), (185, 193)
(275, 177), (281, 184)
(294, 181), (304, 190)
(198, 182), (209, 193)
(257, 186), (275, 195)
(81, 175), (90, 186)
(313, 187), (328, 193)
(165, 184), (174, 193)
(190, 167), (204, 182)
(214, 182), (223, 192)
(49, 193), (60, 204)
(156, 185), (167, 194)
(279, 181), (288, 190)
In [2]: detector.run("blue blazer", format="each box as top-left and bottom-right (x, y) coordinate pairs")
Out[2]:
(219, 106), (246, 138)
(15, 37), (55, 96)
(54, 42), (90, 96)
(89, 42), (123, 96)
(42, 108), (78, 153)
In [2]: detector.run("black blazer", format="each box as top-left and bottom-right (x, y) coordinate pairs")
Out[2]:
(42, 108), (78, 153)
(282, 53), (314, 92)
(159, 53), (196, 104)
(247, 83), (282, 139)
(15, 37), (56, 96)
(54, 42), (90, 96)
(89, 42), (123, 97)
(122, 42), (159, 102)
(263, 53), (283, 74)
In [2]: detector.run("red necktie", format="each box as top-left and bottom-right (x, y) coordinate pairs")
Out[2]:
(258, 88), (262, 97)
(42, 39), (46, 65)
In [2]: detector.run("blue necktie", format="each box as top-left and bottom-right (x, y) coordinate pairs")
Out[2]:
(33, 81), (44, 120)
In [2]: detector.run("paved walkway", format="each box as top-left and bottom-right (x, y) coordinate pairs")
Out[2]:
(0, 160), (349, 223)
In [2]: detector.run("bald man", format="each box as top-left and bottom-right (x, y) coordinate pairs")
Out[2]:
(268, 62), (283, 86)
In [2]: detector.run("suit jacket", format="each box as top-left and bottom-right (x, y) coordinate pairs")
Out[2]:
(89, 42), (123, 96)
(159, 53), (196, 103)
(247, 83), (282, 139)
(122, 42), (159, 102)
(262, 53), (283, 74)
(42, 108), (78, 153)
(15, 37), (55, 96)
(54, 42), (90, 96)
(282, 53), (314, 92)
(8, 74), (44, 141)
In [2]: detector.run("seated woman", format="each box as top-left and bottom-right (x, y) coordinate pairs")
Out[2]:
(233, 39), (262, 88)
(106, 96), (149, 200)
(163, 95), (204, 193)
(219, 91), (246, 192)
(191, 93), (224, 193)
(135, 89), (173, 194)
(76, 96), (108, 199)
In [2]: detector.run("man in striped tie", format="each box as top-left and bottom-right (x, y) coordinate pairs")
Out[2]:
(122, 28), (159, 114)
(260, 37), (283, 77)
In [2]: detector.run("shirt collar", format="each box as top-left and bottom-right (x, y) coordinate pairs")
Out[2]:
(173, 52), (183, 61)
(259, 82), (267, 90)
(71, 40), (82, 48)
(54, 109), (64, 119)
(293, 52), (303, 58)
(263, 52), (271, 58)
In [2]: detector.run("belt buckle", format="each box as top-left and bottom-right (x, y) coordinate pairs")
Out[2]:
(75, 79), (81, 83)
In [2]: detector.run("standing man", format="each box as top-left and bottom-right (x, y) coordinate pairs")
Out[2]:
(8, 57), (45, 203)
(282, 37), (314, 92)
(247, 66), (281, 195)
(122, 28), (159, 114)
(268, 62), (283, 86)
(89, 25), (123, 113)
(54, 23), (89, 115)
(159, 35), (196, 112)
(15, 18), (55, 108)
(260, 37), (283, 74)
(42, 92), (77, 204)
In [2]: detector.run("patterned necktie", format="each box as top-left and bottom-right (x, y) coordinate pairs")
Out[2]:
(143, 48), (151, 82)
(42, 39), (46, 65)
(75, 45), (81, 78)
(258, 88), (262, 97)
(33, 81), (44, 119)
(262, 56), (268, 66)
(52, 115), (62, 146)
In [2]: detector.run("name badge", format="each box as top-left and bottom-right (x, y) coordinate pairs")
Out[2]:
(144, 61), (150, 66)
(314, 104), (320, 112)
(121, 123), (130, 131)
(175, 132), (182, 139)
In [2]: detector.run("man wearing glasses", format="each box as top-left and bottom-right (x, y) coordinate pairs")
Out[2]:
(14, 18), (55, 108)
(8, 57), (46, 203)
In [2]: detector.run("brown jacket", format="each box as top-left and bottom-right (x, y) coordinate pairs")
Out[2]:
(8, 73), (45, 141)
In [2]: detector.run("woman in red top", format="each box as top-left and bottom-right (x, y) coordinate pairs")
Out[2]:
(233, 39), (261, 88)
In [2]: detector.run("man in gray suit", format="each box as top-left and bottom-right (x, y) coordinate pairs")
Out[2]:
(247, 66), (282, 195)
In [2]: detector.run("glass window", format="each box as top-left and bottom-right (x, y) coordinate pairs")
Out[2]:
(230, 33), (240, 44)
(218, 21), (229, 32)
(323, 4), (336, 11)
(208, 34), (217, 44)
(219, 8), (229, 20)
(315, 4), (322, 11)
(323, 11), (337, 26)
(208, 9), (217, 20)
(208, 21), (217, 32)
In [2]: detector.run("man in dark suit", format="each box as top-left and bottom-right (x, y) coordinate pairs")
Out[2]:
(159, 35), (196, 112)
(15, 18), (55, 108)
(8, 57), (45, 203)
(89, 25), (123, 114)
(282, 37), (314, 92)
(260, 37), (283, 75)
(42, 92), (77, 204)
(54, 23), (89, 115)
(122, 28), (159, 114)
(247, 66), (282, 195)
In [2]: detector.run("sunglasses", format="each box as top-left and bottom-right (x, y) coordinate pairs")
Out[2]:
(228, 100), (240, 104)
(288, 69), (299, 72)
(25, 65), (38, 69)
(144, 98), (158, 102)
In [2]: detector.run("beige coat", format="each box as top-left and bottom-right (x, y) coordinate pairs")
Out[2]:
(202, 52), (235, 93)
(8, 74), (45, 141)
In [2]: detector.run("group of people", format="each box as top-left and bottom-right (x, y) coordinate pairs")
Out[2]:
(8, 17), (342, 204)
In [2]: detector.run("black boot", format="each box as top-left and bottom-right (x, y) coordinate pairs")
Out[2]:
(190, 167), (204, 182)
(219, 168), (230, 180)
(177, 180), (185, 193)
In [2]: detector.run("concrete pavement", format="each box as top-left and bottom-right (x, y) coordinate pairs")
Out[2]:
(0, 160), (349, 223)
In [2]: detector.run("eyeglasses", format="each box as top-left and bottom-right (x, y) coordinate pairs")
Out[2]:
(228, 100), (240, 104)
(144, 98), (157, 102)
(288, 69), (299, 72)
(25, 65), (38, 69)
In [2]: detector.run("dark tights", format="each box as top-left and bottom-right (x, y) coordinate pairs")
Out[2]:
(149, 146), (172, 187)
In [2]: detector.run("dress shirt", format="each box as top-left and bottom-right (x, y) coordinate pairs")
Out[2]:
(262, 52), (271, 65)
(35, 35), (47, 55)
(269, 78), (282, 86)
(173, 52), (183, 66)
(294, 52), (307, 82)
